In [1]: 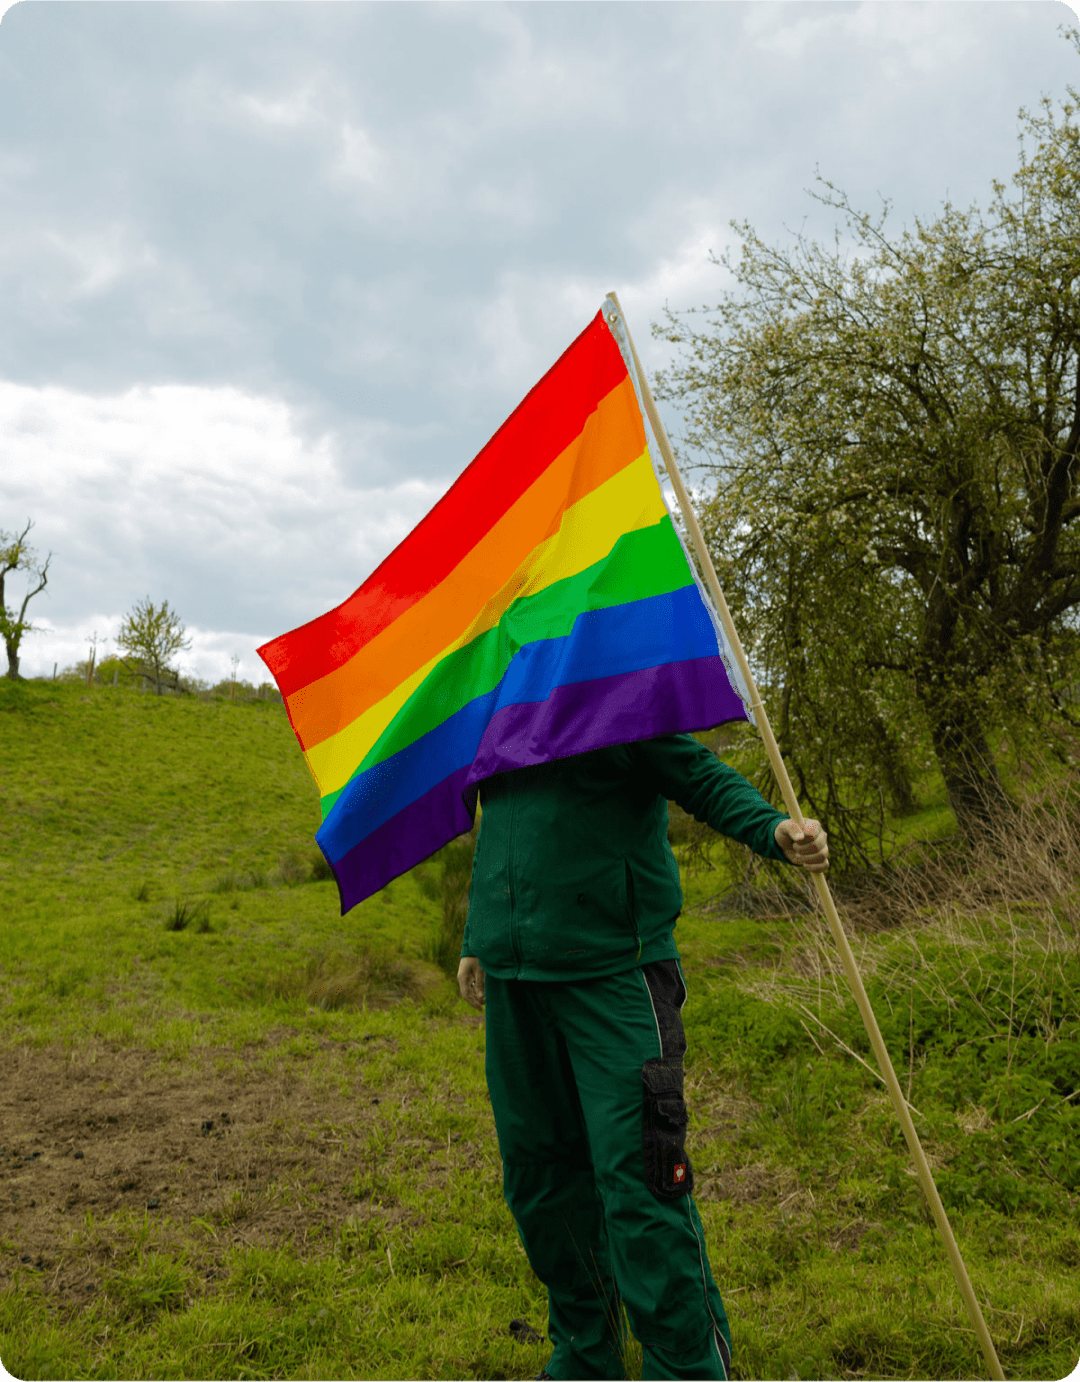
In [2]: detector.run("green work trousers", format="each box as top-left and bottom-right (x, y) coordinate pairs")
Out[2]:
(484, 961), (731, 1381)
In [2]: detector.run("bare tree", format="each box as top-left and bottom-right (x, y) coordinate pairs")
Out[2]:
(117, 597), (192, 695)
(0, 521), (52, 680)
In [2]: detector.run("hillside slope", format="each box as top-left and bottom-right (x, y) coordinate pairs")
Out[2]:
(0, 679), (442, 1044)
(2, 679), (319, 901)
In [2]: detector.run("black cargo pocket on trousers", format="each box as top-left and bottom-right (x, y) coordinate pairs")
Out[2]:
(642, 1056), (693, 1200)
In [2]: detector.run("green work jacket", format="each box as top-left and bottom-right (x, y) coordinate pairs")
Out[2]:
(461, 733), (789, 982)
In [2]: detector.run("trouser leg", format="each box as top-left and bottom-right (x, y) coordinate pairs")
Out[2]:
(637, 1201), (731, 1381)
(549, 962), (731, 1380)
(484, 976), (627, 1381)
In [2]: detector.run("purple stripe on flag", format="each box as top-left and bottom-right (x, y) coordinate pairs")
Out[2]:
(325, 655), (746, 914)
(467, 654), (745, 786)
(326, 764), (475, 914)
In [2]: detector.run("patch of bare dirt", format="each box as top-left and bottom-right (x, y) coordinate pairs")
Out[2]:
(0, 1030), (489, 1312)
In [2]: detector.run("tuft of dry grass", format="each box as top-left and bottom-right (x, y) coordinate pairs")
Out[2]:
(697, 771), (1080, 939)
(838, 781), (1079, 938)
(260, 950), (434, 1011)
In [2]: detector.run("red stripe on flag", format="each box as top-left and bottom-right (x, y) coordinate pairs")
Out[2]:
(260, 310), (628, 697)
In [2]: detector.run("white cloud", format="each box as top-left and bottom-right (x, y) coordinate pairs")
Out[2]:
(234, 84), (323, 132)
(219, 74), (389, 190)
(741, 1), (980, 74)
(40, 223), (158, 301)
(0, 379), (445, 680)
(332, 120), (387, 188)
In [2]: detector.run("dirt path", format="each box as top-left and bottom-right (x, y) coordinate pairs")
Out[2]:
(0, 1036), (423, 1310)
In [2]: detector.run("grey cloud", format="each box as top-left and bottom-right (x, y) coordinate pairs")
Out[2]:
(0, 1), (1075, 676)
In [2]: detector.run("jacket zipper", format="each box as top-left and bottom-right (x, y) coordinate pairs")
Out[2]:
(624, 859), (642, 961)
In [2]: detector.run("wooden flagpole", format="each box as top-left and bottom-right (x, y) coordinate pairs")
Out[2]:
(607, 293), (1005, 1382)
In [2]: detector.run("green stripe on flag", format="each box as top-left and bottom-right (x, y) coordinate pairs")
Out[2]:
(318, 516), (691, 819)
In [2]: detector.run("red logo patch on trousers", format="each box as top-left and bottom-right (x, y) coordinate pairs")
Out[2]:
(673, 1163), (687, 1183)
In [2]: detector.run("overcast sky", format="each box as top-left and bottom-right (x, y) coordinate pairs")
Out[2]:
(1, 0), (1077, 684)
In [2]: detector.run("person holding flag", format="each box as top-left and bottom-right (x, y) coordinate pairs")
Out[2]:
(457, 738), (827, 1381)
(259, 298), (828, 1380)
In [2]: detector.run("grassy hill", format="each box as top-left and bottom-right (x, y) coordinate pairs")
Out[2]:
(0, 678), (1077, 1381)
(0, 678), (445, 1044)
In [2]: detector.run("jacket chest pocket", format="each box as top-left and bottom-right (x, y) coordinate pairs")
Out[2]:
(641, 1056), (694, 1200)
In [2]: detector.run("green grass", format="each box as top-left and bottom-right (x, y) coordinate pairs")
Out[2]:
(0, 678), (1078, 1380)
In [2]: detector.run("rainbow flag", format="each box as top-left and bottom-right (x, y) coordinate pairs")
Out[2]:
(259, 297), (750, 913)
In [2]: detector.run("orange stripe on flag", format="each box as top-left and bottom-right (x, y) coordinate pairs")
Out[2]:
(286, 374), (645, 751)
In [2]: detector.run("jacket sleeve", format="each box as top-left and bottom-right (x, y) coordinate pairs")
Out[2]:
(632, 734), (790, 862)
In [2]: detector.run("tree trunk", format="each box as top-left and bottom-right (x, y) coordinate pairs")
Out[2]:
(916, 581), (1011, 838)
(923, 693), (1012, 837)
(868, 713), (917, 815)
(4, 637), (18, 680)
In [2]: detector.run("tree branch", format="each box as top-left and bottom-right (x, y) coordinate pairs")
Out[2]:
(15, 552), (50, 627)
